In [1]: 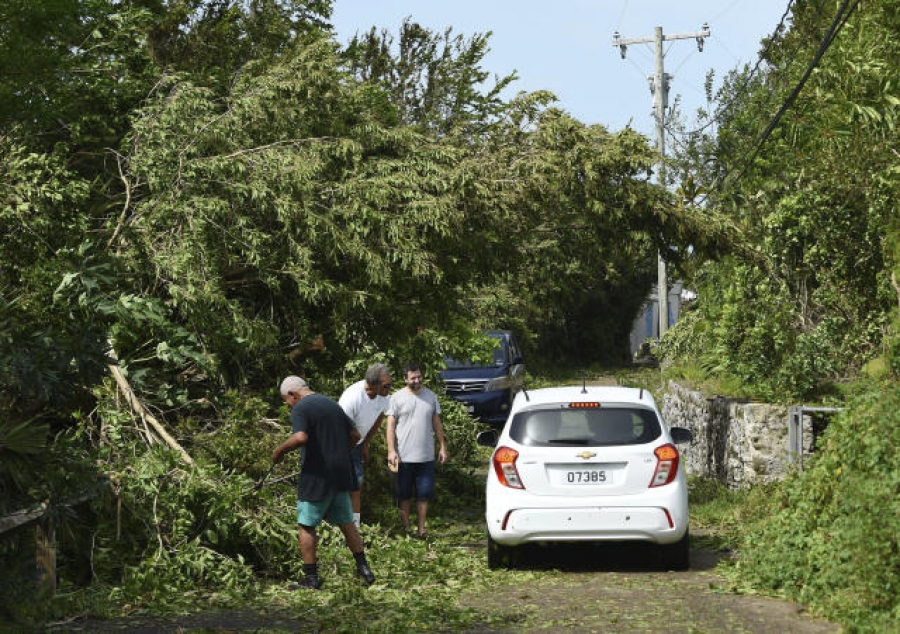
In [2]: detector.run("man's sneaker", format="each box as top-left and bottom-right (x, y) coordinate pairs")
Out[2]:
(292, 575), (321, 590)
(356, 563), (375, 585)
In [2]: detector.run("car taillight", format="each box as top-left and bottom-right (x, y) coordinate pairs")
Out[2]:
(492, 446), (524, 489)
(649, 443), (680, 487)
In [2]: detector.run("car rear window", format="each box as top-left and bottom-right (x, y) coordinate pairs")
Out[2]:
(508, 406), (662, 446)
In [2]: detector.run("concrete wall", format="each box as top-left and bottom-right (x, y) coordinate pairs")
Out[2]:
(661, 380), (806, 488)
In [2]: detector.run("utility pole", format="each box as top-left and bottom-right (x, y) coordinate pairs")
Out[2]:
(612, 23), (709, 339)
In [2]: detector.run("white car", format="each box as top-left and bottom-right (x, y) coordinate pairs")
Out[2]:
(477, 384), (693, 570)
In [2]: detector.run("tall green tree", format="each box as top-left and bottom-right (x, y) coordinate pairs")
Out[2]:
(341, 20), (681, 365)
(468, 102), (665, 364)
(117, 36), (503, 387)
(0, 0), (337, 407)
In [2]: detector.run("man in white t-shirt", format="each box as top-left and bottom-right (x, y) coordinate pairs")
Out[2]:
(386, 361), (448, 538)
(338, 363), (393, 527)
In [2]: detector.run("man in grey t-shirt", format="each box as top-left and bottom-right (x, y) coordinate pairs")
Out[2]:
(385, 361), (448, 538)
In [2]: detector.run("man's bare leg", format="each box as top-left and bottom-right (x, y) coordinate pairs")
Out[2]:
(415, 499), (428, 536)
(398, 498), (411, 532)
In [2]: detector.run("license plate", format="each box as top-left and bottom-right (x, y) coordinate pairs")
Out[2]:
(467, 405), (475, 414)
(548, 463), (623, 486)
(565, 469), (608, 484)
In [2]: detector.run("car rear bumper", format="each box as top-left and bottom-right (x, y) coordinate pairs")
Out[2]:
(486, 495), (688, 546)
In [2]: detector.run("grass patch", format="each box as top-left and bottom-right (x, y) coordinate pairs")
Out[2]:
(661, 362), (756, 401)
(687, 477), (772, 553)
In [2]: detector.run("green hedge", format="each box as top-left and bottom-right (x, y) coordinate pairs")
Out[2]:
(729, 382), (900, 631)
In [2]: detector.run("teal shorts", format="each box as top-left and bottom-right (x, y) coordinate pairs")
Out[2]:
(297, 492), (354, 527)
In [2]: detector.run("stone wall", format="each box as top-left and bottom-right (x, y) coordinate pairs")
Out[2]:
(661, 380), (805, 488)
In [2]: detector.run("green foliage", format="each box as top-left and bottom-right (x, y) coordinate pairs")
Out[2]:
(342, 17), (517, 136)
(2, 376), (510, 630)
(0, 245), (114, 503)
(0, 0), (157, 154)
(185, 391), (282, 473)
(659, 251), (887, 401)
(480, 106), (664, 365)
(0, 424), (110, 624)
(86, 443), (299, 595)
(687, 476), (773, 550)
(120, 37), (501, 386)
(435, 397), (493, 484)
(342, 20), (671, 367)
(662, 0), (900, 400)
(0, 142), (108, 422)
(657, 305), (750, 400)
(3, 377), (485, 610)
(725, 383), (900, 630)
(656, 308), (706, 368)
(145, 0), (332, 92)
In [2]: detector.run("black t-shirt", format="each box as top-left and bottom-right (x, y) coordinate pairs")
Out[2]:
(290, 393), (358, 501)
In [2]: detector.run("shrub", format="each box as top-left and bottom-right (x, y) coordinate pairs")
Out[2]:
(729, 382), (900, 631)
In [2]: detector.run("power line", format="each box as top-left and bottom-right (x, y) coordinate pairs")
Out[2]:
(680, 0), (797, 137)
(714, 0), (862, 193)
(615, 0), (630, 34)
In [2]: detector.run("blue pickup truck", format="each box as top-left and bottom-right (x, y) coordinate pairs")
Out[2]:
(439, 330), (526, 427)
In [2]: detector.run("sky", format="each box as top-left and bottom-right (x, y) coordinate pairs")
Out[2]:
(329, 0), (791, 140)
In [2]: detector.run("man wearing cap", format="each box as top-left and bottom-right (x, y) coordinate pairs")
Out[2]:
(338, 363), (393, 528)
(273, 375), (375, 590)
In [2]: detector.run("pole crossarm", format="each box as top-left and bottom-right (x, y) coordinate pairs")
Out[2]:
(612, 24), (710, 58)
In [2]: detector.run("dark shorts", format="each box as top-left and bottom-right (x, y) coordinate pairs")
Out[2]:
(395, 461), (436, 502)
(350, 445), (364, 485)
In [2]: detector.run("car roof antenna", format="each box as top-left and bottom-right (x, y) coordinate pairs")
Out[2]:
(581, 371), (588, 394)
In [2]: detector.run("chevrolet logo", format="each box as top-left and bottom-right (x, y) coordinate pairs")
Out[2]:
(576, 451), (596, 460)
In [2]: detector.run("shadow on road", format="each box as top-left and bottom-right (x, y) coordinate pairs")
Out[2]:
(504, 540), (727, 573)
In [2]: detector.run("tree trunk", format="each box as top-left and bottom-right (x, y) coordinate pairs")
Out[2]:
(35, 520), (56, 597)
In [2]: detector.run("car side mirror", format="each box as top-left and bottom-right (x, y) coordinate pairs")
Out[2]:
(670, 427), (693, 444)
(476, 429), (498, 448)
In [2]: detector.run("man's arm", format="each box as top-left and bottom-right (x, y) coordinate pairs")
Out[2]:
(272, 431), (308, 464)
(386, 414), (399, 467)
(365, 413), (386, 445)
(432, 414), (448, 464)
